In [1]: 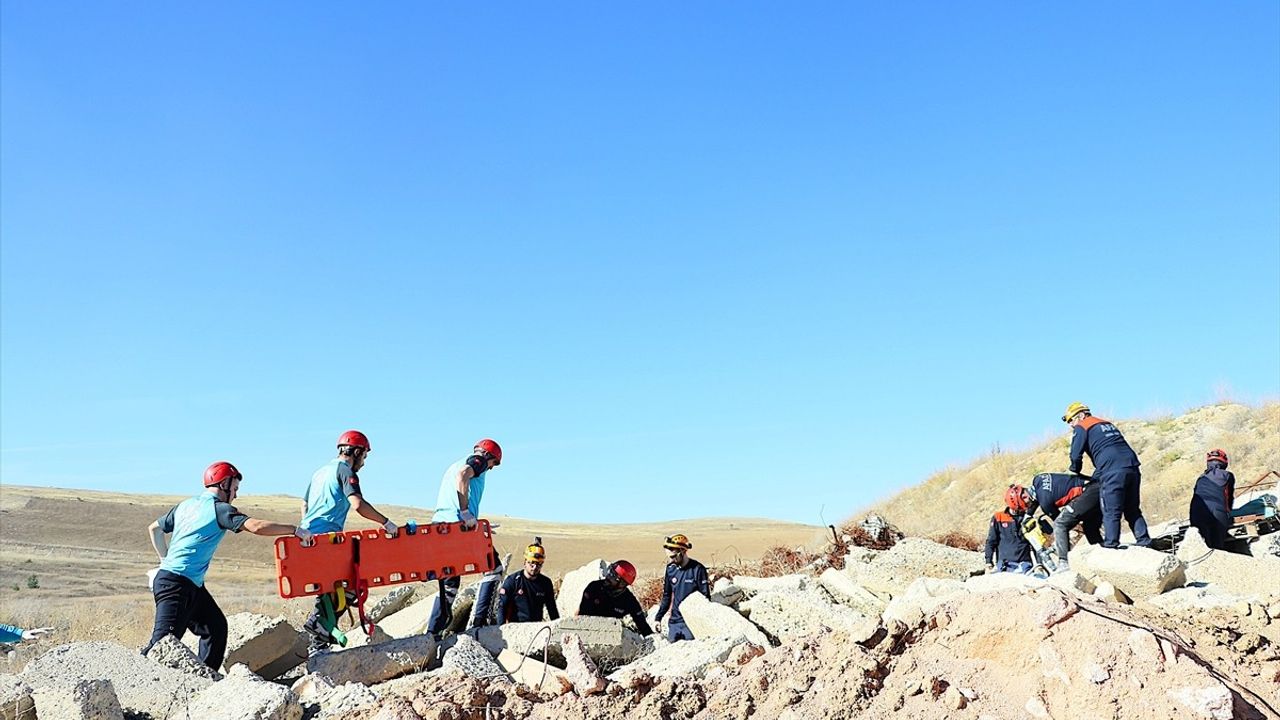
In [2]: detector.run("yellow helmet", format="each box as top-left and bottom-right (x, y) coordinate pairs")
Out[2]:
(1062, 402), (1090, 423)
(524, 544), (546, 563)
(663, 533), (692, 550)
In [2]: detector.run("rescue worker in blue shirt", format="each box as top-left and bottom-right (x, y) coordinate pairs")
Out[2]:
(299, 431), (399, 653)
(0, 624), (52, 644)
(426, 438), (502, 638)
(1189, 449), (1236, 550)
(984, 486), (1035, 574)
(496, 541), (559, 625)
(1063, 403), (1150, 549)
(144, 461), (310, 670)
(1027, 472), (1104, 572)
(653, 534), (710, 642)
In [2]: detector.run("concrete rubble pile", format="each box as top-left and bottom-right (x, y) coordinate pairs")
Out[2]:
(8, 534), (1279, 719)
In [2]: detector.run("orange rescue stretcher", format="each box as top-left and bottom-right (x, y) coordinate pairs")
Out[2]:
(274, 520), (497, 636)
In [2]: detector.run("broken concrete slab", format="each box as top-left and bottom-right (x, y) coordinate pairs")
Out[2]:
(710, 578), (745, 607)
(881, 577), (968, 626)
(1093, 581), (1132, 604)
(1177, 531), (1280, 601)
(559, 560), (607, 619)
(561, 634), (605, 695)
(169, 665), (301, 720)
(607, 634), (748, 684)
(368, 586), (417, 623)
(675, 593), (770, 647)
(0, 674), (35, 720)
(289, 672), (335, 706)
(312, 682), (379, 720)
(495, 650), (571, 694)
(377, 591), (437, 638)
(856, 538), (987, 598)
(1045, 570), (1097, 596)
(817, 568), (887, 618)
(181, 613), (306, 680)
(963, 572), (1042, 593)
(306, 634), (437, 686)
(31, 679), (122, 720)
(740, 589), (878, 644)
(475, 616), (648, 669)
(21, 642), (213, 720)
(441, 634), (509, 683)
(146, 634), (219, 680)
(731, 574), (809, 596)
(1073, 544), (1186, 598)
(344, 623), (393, 648)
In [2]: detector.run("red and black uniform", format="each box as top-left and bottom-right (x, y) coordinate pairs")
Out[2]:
(1032, 472), (1104, 567)
(578, 579), (653, 636)
(496, 571), (559, 625)
(1070, 416), (1149, 548)
(984, 510), (1033, 568)
(1189, 461), (1235, 550)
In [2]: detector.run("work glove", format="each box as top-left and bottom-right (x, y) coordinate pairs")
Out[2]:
(146, 567), (160, 591)
(294, 527), (314, 545)
(459, 510), (477, 529)
(383, 520), (399, 537)
(21, 627), (53, 641)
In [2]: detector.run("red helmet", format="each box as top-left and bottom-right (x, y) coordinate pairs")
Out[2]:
(609, 560), (637, 586)
(474, 438), (502, 465)
(337, 430), (371, 452)
(1206, 449), (1228, 466)
(204, 461), (242, 487)
(1005, 484), (1030, 514)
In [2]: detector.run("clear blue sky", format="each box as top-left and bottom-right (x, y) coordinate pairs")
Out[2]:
(2, 3), (1277, 525)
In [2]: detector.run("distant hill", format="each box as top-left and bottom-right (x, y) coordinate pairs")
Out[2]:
(871, 402), (1280, 538)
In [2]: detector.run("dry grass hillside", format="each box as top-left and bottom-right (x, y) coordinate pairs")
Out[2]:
(871, 402), (1280, 538)
(0, 485), (819, 648)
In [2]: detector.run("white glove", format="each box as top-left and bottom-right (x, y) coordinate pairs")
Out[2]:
(459, 510), (477, 529)
(146, 567), (161, 591)
(294, 527), (314, 545)
(383, 520), (399, 537)
(21, 627), (52, 641)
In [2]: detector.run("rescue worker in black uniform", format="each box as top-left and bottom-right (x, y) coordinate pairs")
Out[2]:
(496, 541), (559, 625)
(1189, 449), (1236, 550)
(1063, 402), (1150, 548)
(1029, 472), (1105, 572)
(984, 485), (1036, 573)
(654, 533), (709, 642)
(577, 560), (653, 636)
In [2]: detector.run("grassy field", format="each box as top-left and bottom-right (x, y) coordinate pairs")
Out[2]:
(869, 402), (1280, 538)
(0, 484), (821, 651)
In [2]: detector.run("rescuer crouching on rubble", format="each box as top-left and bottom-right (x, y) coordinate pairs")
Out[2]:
(577, 559), (654, 636)
(496, 541), (559, 624)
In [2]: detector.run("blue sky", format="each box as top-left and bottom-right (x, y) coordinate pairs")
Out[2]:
(2, 3), (1277, 525)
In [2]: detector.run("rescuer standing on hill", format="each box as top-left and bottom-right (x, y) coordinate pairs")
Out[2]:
(1063, 403), (1151, 549)
(299, 431), (399, 654)
(144, 461), (310, 670)
(426, 439), (503, 637)
(653, 534), (710, 642)
(1189, 449), (1236, 550)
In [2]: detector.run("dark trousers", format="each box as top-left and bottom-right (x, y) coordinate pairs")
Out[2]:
(145, 569), (227, 670)
(427, 576), (462, 637)
(1189, 499), (1231, 550)
(1053, 481), (1105, 564)
(667, 619), (694, 642)
(1099, 467), (1150, 548)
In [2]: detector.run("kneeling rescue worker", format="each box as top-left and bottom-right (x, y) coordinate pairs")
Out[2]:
(145, 461), (310, 669)
(654, 533), (709, 642)
(1029, 471), (1104, 572)
(984, 485), (1036, 574)
(1189, 449), (1236, 550)
(577, 560), (654, 636)
(496, 540), (559, 625)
